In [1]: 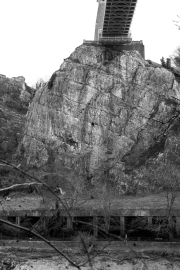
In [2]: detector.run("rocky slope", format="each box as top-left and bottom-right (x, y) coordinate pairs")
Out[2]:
(0, 75), (34, 161)
(16, 45), (180, 189)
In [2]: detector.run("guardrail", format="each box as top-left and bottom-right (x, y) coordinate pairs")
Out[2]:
(83, 39), (143, 46)
(99, 36), (132, 44)
(131, 40), (143, 44)
(83, 40), (100, 45)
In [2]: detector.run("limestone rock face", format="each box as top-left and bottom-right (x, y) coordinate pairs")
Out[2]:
(0, 74), (34, 160)
(18, 45), (180, 182)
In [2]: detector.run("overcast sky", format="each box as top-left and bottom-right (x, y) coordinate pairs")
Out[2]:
(0, 0), (179, 86)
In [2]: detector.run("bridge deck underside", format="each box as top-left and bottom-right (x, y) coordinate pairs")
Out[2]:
(103, 0), (137, 37)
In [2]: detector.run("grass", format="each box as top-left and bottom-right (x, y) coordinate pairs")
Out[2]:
(0, 191), (180, 213)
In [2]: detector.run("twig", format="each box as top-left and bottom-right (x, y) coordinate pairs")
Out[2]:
(80, 236), (93, 270)
(30, 207), (53, 231)
(80, 239), (114, 267)
(0, 182), (42, 194)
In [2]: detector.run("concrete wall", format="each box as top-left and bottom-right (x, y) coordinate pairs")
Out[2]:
(94, 0), (106, 41)
(105, 41), (145, 59)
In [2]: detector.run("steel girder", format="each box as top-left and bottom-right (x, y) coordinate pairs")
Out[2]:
(102, 0), (138, 37)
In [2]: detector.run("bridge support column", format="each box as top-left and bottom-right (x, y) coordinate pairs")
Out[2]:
(104, 216), (110, 232)
(148, 216), (152, 228)
(94, 0), (106, 41)
(16, 217), (21, 237)
(120, 216), (125, 237)
(67, 216), (73, 230)
(16, 217), (21, 226)
(93, 216), (98, 237)
(176, 217), (180, 236)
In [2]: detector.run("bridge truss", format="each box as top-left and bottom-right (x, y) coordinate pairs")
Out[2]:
(102, 0), (138, 38)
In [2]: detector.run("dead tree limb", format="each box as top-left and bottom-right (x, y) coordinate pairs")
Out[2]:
(0, 218), (80, 269)
(0, 159), (73, 221)
(0, 182), (42, 197)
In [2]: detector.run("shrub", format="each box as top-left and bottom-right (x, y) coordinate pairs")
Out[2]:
(47, 72), (57, 89)
(75, 232), (96, 254)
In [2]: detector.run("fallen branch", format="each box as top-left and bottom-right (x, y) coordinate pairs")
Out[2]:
(0, 182), (42, 197)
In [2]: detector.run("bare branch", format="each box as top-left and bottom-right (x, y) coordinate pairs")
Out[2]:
(0, 159), (73, 222)
(0, 182), (42, 196)
(0, 218), (80, 269)
(79, 235), (93, 270)
(30, 206), (53, 232)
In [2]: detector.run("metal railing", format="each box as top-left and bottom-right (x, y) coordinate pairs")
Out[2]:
(83, 40), (100, 45)
(99, 36), (132, 43)
(83, 39), (143, 46)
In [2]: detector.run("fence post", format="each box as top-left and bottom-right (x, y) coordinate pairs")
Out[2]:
(104, 216), (110, 233)
(67, 216), (73, 230)
(120, 216), (125, 237)
(16, 217), (21, 226)
(148, 216), (152, 228)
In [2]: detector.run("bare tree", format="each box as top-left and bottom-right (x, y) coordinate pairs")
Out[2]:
(173, 15), (180, 30)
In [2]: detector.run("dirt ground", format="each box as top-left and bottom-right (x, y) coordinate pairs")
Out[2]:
(1, 250), (180, 270)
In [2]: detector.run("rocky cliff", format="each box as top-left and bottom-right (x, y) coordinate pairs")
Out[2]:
(0, 75), (34, 161)
(16, 45), (180, 189)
